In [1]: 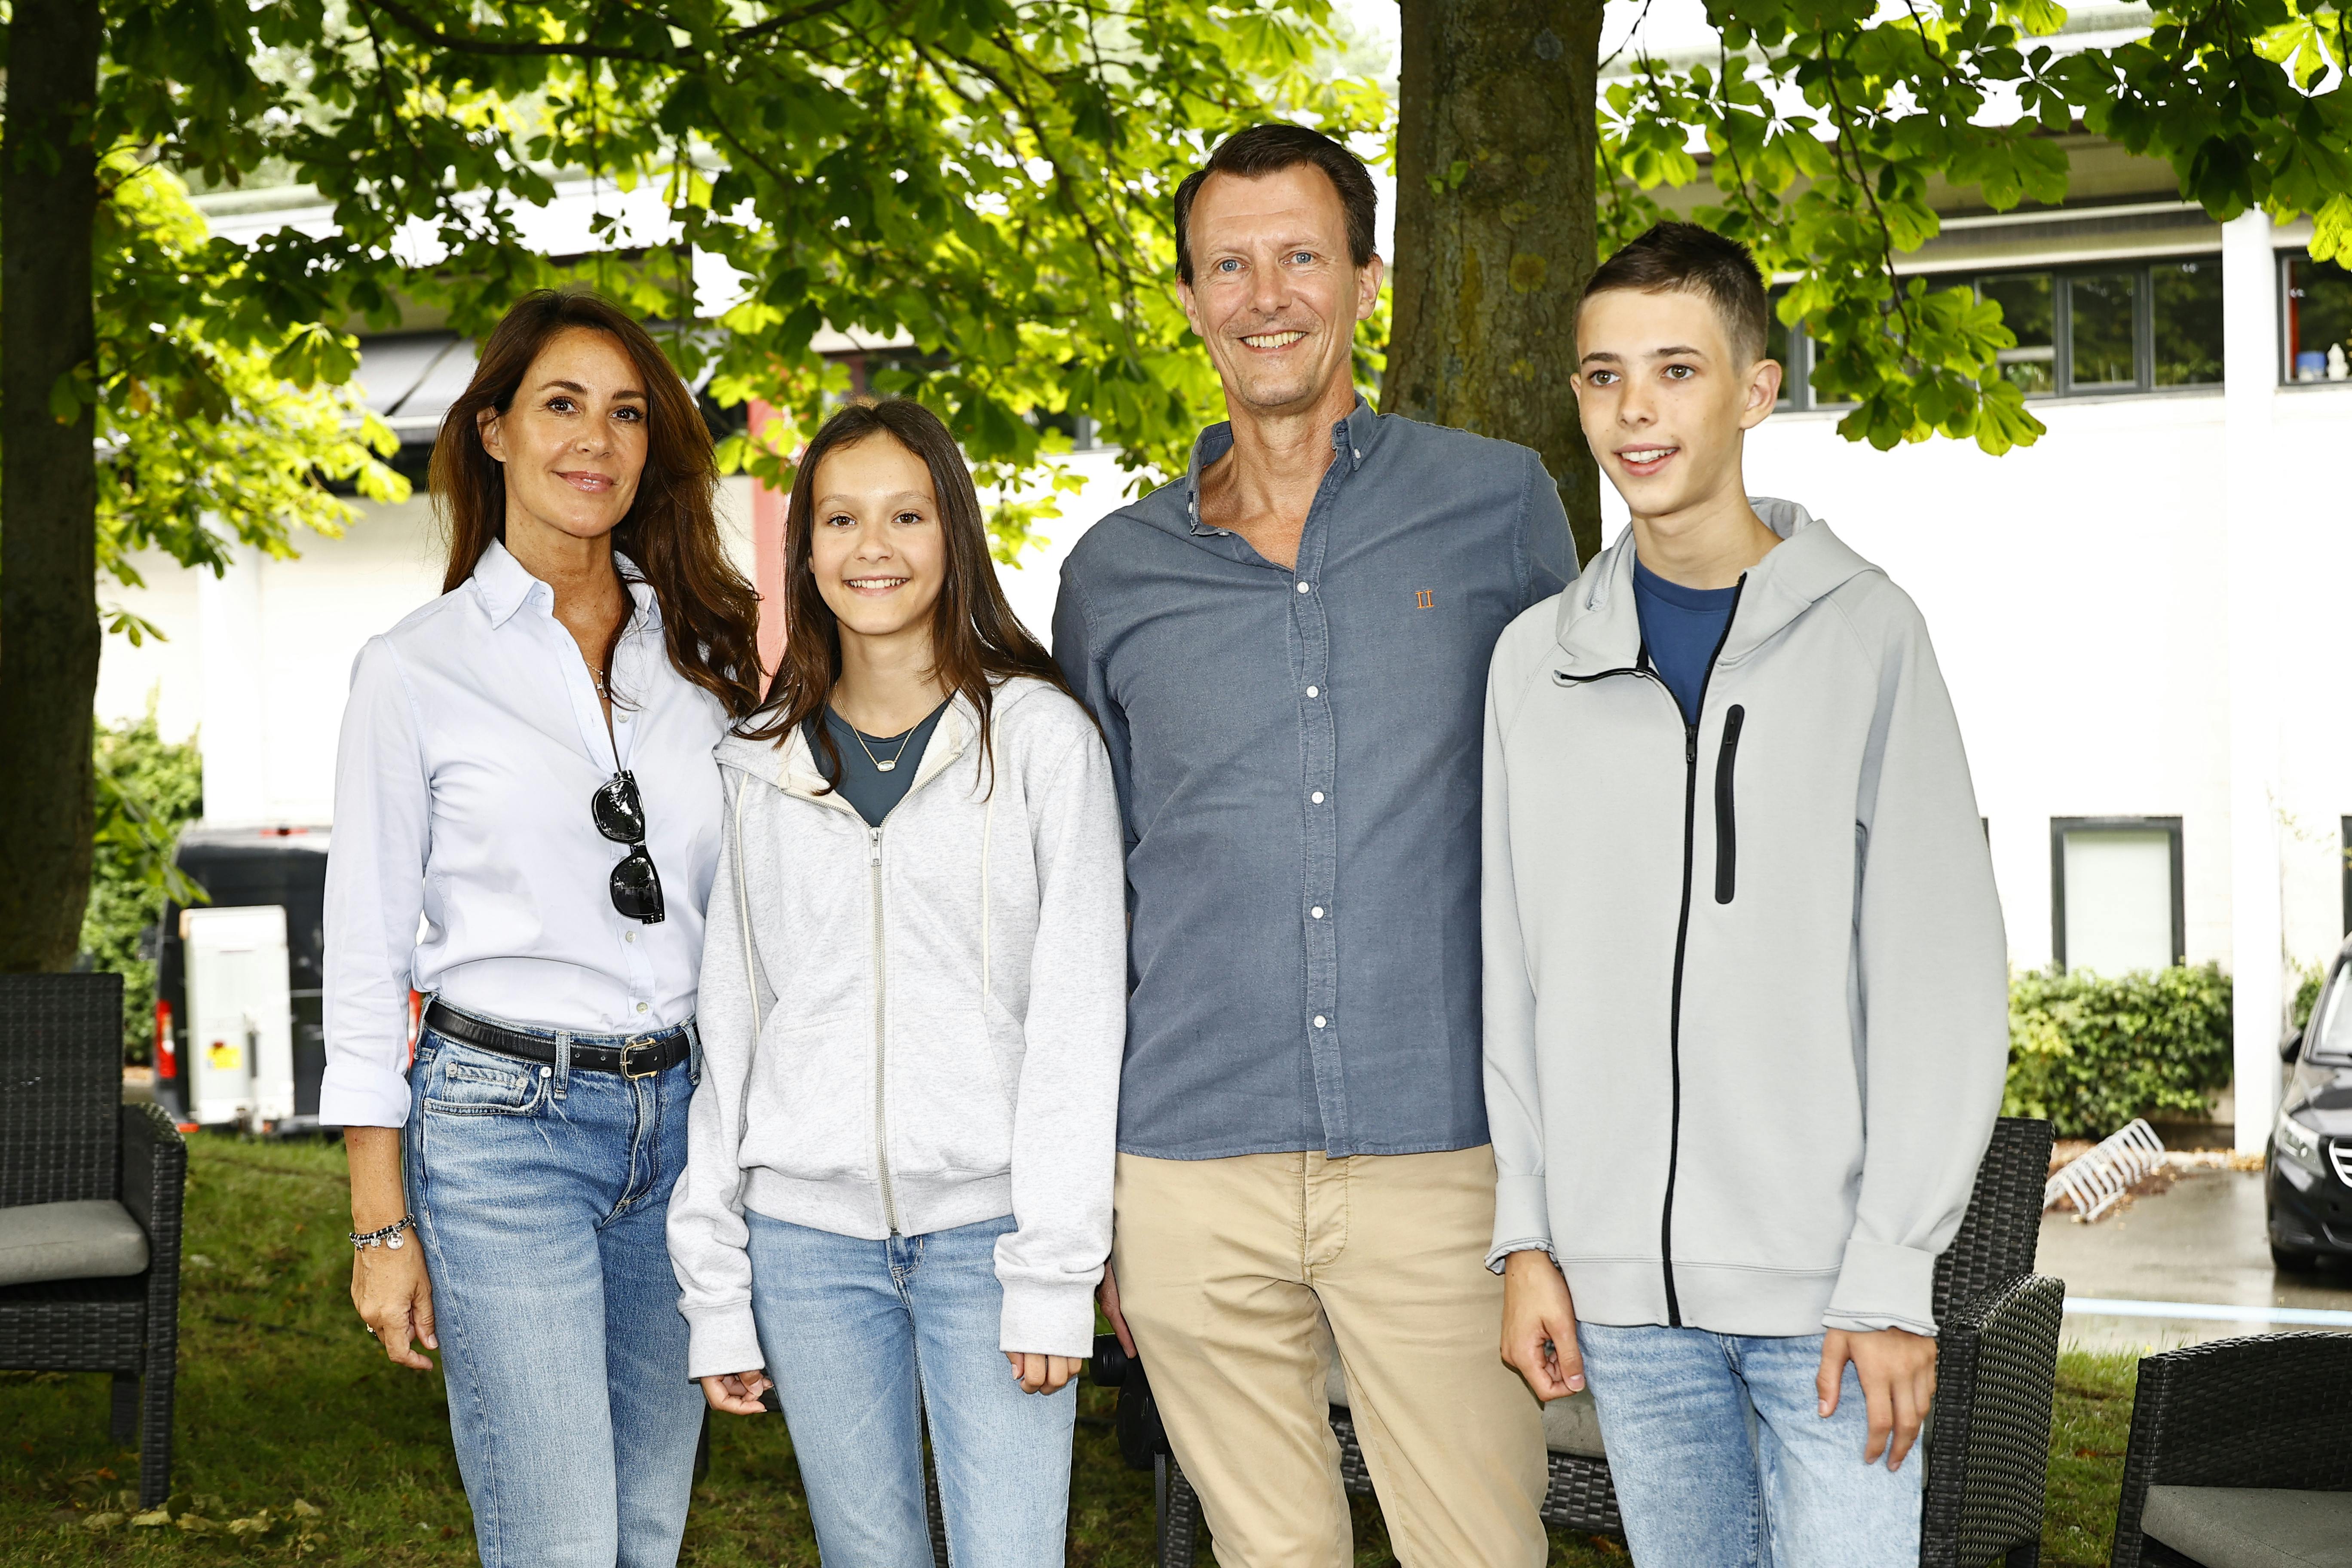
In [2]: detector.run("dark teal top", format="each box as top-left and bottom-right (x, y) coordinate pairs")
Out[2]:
(807, 701), (950, 827)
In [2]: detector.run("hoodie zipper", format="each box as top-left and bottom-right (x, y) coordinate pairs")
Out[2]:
(1657, 576), (1747, 1327)
(868, 823), (900, 1234)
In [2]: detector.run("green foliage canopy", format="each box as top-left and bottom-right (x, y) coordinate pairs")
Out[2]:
(98, 0), (1381, 502)
(1601, 2), (2352, 455)
(94, 152), (408, 641)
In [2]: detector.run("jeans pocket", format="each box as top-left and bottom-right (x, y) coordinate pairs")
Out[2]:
(420, 1039), (548, 1118)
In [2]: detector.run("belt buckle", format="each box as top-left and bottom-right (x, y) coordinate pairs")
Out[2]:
(622, 1036), (660, 1080)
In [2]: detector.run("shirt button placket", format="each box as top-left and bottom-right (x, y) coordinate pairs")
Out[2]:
(1295, 566), (1341, 1142)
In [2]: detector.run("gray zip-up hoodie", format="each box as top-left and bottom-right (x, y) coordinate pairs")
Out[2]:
(1482, 500), (2008, 1339)
(666, 678), (1126, 1375)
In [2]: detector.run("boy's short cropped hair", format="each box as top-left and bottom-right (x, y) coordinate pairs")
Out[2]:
(1173, 124), (1378, 286)
(1580, 221), (1771, 368)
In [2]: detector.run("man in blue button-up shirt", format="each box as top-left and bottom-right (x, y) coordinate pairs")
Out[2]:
(1054, 124), (1577, 1565)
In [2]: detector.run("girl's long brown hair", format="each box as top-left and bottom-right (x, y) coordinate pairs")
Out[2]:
(431, 287), (764, 717)
(741, 398), (1072, 789)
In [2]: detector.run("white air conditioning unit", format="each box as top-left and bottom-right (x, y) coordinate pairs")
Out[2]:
(181, 905), (295, 1129)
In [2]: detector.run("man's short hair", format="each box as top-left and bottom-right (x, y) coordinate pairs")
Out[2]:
(1580, 221), (1771, 367)
(1173, 124), (1378, 286)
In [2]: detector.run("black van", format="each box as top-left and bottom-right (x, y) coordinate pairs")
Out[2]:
(2270, 931), (2352, 1271)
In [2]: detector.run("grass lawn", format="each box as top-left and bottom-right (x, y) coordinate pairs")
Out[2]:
(3, 1135), (2139, 1565)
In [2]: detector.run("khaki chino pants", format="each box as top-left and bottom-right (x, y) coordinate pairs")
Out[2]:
(1112, 1145), (1548, 1567)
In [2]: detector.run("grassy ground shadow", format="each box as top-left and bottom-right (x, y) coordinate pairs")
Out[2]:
(3, 1136), (2138, 1565)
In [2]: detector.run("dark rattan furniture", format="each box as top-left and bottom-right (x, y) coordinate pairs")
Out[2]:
(2108, 1332), (2352, 1568)
(1109, 1116), (2062, 1568)
(0, 974), (187, 1508)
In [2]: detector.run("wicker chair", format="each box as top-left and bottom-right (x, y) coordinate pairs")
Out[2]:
(1104, 1116), (2063, 1568)
(0, 974), (187, 1508)
(2107, 1333), (2352, 1568)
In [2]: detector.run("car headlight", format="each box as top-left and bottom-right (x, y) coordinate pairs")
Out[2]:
(2275, 1109), (2325, 1172)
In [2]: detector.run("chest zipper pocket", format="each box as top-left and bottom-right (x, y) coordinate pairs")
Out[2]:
(1714, 705), (1745, 905)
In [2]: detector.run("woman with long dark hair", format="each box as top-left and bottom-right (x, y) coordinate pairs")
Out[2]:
(666, 398), (1125, 1566)
(322, 287), (762, 1568)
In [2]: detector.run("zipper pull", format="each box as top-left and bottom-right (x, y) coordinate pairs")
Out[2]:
(1685, 726), (1697, 765)
(868, 827), (882, 866)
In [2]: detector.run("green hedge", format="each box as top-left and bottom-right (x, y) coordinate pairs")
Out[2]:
(79, 705), (203, 1063)
(2004, 963), (2233, 1139)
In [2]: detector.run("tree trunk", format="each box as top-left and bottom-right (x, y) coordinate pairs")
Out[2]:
(0, 0), (104, 971)
(1387, 0), (1604, 565)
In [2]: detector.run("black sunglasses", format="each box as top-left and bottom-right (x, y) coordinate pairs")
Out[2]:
(591, 771), (666, 925)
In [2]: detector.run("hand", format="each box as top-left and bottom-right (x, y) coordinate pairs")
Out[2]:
(1819, 1327), (1937, 1470)
(1500, 1250), (1584, 1401)
(1004, 1352), (1083, 1394)
(701, 1370), (774, 1415)
(351, 1239), (437, 1371)
(1097, 1262), (1136, 1358)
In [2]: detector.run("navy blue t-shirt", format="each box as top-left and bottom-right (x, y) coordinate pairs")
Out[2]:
(1632, 556), (1739, 726)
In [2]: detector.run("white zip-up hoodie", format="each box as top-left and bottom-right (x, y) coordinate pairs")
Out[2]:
(666, 677), (1127, 1375)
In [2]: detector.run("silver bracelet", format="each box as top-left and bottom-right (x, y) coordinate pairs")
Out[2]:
(350, 1215), (416, 1251)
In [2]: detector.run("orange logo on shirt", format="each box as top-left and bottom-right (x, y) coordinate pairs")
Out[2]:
(1414, 589), (1434, 609)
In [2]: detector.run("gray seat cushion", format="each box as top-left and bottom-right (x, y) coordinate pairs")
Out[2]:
(2143, 1486), (2352, 1568)
(1324, 1345), (1605, 1460)
(0, 1198), (150, 1286)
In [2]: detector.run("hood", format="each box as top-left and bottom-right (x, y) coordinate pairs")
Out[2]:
(712, 677), (1054, 802)
(1553, 498), (1880, 677)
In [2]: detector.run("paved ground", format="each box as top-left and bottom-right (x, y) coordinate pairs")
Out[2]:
(2040, 1166), (2352, 1351)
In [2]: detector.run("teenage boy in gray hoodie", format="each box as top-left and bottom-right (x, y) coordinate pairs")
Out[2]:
(1481, 222), (2009, 1567)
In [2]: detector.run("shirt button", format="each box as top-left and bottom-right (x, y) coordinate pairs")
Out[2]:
(619, 714), (632, 724)
(624, 931), (636, 943)
(1313, 1016), (1327, 1029)
(1296, 582), (1311, 594)
(1311, 791), (1325, 804)
(636, 1002), (649, 1014)
(1311, 906), (1325, 919)
(1352, 449), (1362, 461)
(1306, 685), (1320, 698)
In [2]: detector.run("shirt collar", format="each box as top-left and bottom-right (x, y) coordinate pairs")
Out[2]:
(1180, 395), (1380, 534)
(471, 538), (660, 631)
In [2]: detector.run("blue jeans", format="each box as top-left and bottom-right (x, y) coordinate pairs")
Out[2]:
(1577, 1323), (1924, 1568)
(745, 1210), (1075, 1567)
(407, 1023), (704, 1568)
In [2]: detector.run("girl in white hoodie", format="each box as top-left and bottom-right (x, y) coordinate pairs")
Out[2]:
(665, 400), (1127, 1566)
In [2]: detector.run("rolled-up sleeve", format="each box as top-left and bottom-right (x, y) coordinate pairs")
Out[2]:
(320, 637), (429, 1127)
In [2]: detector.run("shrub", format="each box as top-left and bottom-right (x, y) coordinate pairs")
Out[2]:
(79, 704), (204, 1062)
(2005, 963), (2233, 1139)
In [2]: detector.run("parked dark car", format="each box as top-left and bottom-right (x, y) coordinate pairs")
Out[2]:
(2269, 931), (2352, 1271)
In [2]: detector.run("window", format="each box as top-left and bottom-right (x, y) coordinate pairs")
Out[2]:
(2310, 961), (2352, 1062)
(1768, 257), (2221, 410)
(2051, 818), (2185, 975)
(2282, 251), (2352, 383)
(1983, 273), (2055, 395)
(2068, 271), (2140, 389)
(2151, 259), (2225, 386)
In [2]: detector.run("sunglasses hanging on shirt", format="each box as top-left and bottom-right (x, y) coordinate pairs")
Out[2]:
(591, 770), (666, 924)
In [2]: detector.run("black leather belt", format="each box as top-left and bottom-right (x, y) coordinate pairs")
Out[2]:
(423, 1001), (692, 1078)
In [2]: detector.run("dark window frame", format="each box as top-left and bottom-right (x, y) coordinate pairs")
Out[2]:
(1771, 254), (2224, 411)
(2049, 815), (2187, 974)
(2340, 816), (2351, 938)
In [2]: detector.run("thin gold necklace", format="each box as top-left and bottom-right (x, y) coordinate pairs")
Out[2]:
(842, 711), (916, 774)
